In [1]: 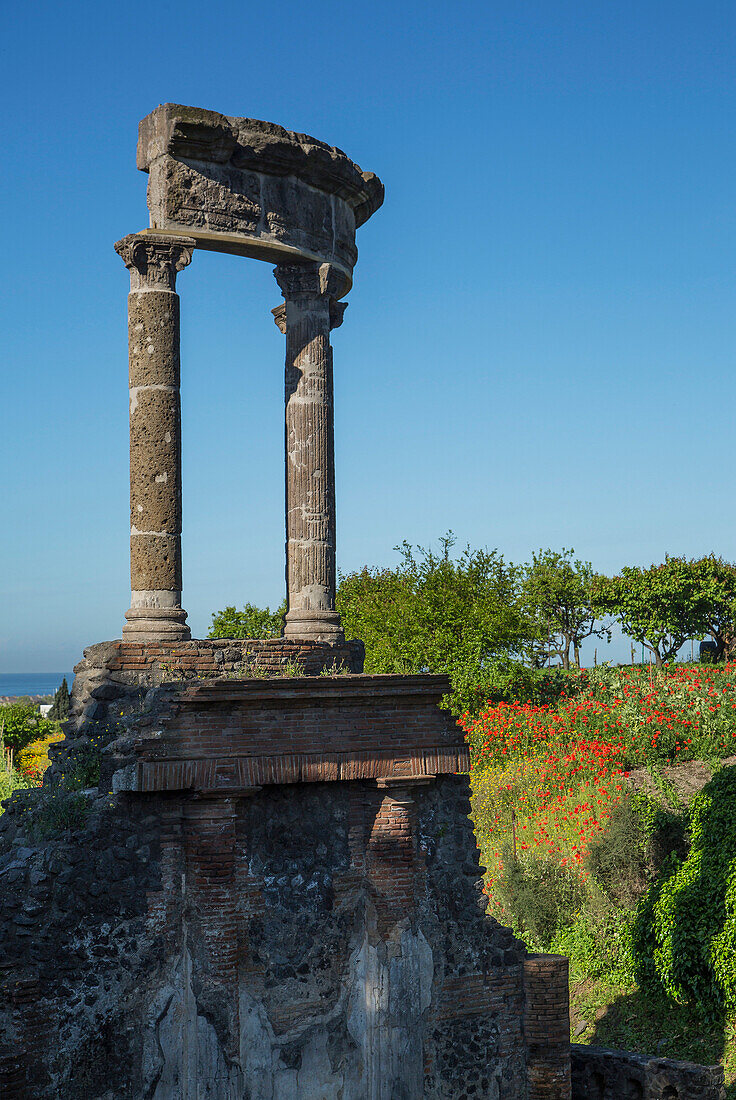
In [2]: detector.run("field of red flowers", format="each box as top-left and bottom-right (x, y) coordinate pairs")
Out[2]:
(463, 662), (736, 917)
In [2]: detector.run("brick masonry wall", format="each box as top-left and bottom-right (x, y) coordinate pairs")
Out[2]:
(0, 695), (544, 1098)
(524, 955), (572, 1100)
(123, 676), (468, 794)
(68, 637), (365, 729)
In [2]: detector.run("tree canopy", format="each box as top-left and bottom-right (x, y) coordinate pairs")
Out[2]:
(48, 677), (70, 721)
(520, 548), (610, 670)
(0, 701), (56, 752)
(592, 557), (712, 667)
(686, 556), (736, 661)
(208, 601), (286, 640)
(337, 534), (529, 711)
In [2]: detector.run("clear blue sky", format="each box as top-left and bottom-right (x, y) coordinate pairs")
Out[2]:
(2, 1), (734, 672)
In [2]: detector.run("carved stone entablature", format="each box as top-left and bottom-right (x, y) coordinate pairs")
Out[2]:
(136, 104), (384, 287)
(114, 232), (195, 291)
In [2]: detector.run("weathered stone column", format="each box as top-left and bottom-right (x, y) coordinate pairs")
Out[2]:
(114, 233), (195, 641)
(273, 262), (346, 641)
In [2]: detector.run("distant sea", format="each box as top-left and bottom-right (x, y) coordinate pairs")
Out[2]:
(0, 673), (73, 699)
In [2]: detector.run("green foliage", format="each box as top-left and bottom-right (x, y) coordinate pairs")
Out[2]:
(208, 600), (286, 639)
(585, 796), (648, 906)
(632, 767), (736, 1017)
(593, 556), (726, 667)
(0, 701), (56, 752)
(47, 677), (70, 721)
(0, 766), (35, 805)
(473, 661), (587, 707)
(688, 555), (736, 661)
(337, 534), (529, 713)
(521, 548), (610, 670)
(63, 741), (102, 790)
(28, 786), (88, 840)
(493, 851), (586, 950)
(552, 909), (636, 986)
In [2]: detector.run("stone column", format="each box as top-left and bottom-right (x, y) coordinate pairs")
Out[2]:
(273, 262), (346, 641)
(114, 233), (195, 641)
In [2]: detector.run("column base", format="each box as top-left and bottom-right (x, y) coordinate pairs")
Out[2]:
(122, 606), (191, 643)
(283, 610), (344, 643)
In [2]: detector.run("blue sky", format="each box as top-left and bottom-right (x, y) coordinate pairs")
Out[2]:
(1, 1), (735, 672)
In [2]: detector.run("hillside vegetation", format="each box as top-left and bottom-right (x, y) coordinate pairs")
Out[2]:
(463, 662), (736, 1090)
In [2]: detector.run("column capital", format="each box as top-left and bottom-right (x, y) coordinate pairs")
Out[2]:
(271, 296), (347, 333)
(273, 261), (347, 304)
(115, 232), (195, 291)
(271, 303), (287, 334)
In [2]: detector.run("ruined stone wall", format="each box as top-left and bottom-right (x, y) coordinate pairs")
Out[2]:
(571, 1044), (725, 1099)
(0, 735), (541, 1096)
(0, 655), (578, 1099)
(0, 775), (540, 1099)
(69, 638), (365, 729)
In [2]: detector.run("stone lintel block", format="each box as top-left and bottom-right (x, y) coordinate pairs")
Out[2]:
(136, 104), (383, 282)
(181, 672), (452, 707)
(137, 103), (383, 224)
(135, 746), (467, 793)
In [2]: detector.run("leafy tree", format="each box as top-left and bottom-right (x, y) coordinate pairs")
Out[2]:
(592, 557), (711, 668)
(687, 555), (736, 662)
(521, 548), (610, 670)
(0, 702), (56, 753)
(48, 677), (71, 721)
(208, 600), (286, 639)
(337, 534), (529, 712)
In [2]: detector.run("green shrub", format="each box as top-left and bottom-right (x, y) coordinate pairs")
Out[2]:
(208, 601), (285, 639)
(29, 786), (88, 840)
(0, 701), (56, 752)
(632, 766), (736, 1016)
(476, 661), (589, 708)
(552, 908), (635, 985)
(493, 851), (586, 950)
(63, 742), (102, 790)
(0, 767), (35, 805)
(586, 796), (648, 906)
